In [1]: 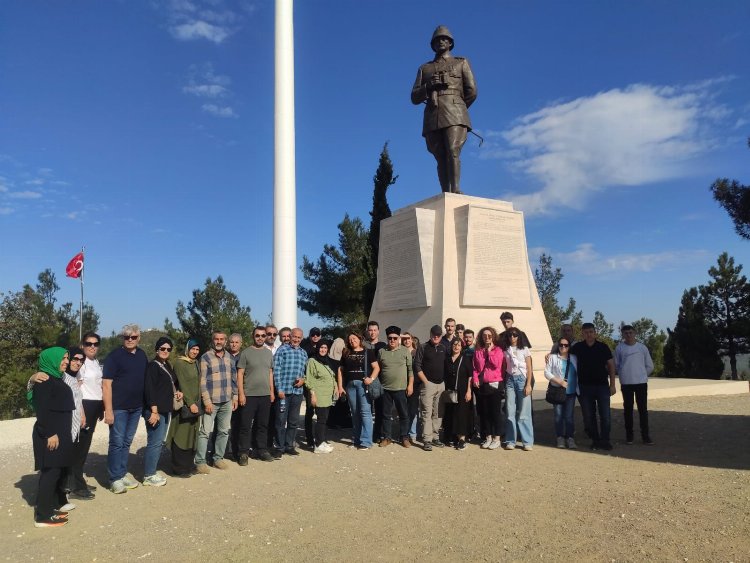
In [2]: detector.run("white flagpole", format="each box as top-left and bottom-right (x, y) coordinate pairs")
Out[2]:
(79, 246), (85, 343)
(273, 0), (298, 329)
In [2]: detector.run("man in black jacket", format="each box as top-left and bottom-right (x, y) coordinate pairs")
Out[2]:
(413, 325), (447, 451)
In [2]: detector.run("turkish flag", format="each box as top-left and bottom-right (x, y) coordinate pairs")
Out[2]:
(65, 252), (84, 278)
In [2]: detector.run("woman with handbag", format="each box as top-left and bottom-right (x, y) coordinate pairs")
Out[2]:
(544, 337), (579, 449)
(166, 338), (202, 476)
(471, 327), (506, 450)
(337, 332), (380, 450)
(142, 337), (183, 486)
(442, 339), (473, 449)
(503, 330), (534, 451)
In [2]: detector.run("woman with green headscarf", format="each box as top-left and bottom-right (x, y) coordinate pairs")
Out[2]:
(31, 347), (75, 528)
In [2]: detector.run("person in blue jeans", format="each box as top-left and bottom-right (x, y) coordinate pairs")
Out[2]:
(337, 332), (380, 449)
(142, 337), (182, 487)
(273, 328), (308, 456)
(102, 324), (148, 494)
(503, 331), (534, 451)
(571, 323), (616, 451)
(544, 337), (578, 449)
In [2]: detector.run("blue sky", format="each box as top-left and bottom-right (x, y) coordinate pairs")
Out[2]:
(1, 0), (748, 338)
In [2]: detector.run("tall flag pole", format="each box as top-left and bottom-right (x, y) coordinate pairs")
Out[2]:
(65, 248), (85, 342)
(273, 0), (298, 329)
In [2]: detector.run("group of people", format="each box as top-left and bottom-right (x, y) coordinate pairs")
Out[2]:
(28, 315), (654, 528)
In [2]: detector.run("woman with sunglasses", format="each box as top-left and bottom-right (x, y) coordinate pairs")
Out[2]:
(471, 326), (505, 450)
(544, 337), (578, 449)
(502, 329), (534, 450)
(337, 332), (380, 449)
(142, 337), (183, 486)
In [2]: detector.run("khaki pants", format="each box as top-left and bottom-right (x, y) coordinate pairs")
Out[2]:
(419, 380), (445, 443)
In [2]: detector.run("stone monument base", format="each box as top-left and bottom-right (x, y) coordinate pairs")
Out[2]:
(370, 193), (552, 370)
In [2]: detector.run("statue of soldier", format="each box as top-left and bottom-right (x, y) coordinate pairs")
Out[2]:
(411, 25), (477, 194)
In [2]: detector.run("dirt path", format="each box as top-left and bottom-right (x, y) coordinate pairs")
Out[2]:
(1, 394), (748, 562)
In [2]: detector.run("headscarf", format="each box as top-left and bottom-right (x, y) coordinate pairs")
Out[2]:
(312, 340), (336, 372)
(180, 337), (200, 363)
(66, 346), (85, 376)
(27, 346), (67, 411)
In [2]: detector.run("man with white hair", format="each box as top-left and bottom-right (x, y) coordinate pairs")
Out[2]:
(102, 324), (148, 494)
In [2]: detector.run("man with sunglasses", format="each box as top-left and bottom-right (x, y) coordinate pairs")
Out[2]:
(377, 326), (414, 448)
(236, 327), (276, 464)
(264, 324), (281, 355)
(103, 324), (148, 494)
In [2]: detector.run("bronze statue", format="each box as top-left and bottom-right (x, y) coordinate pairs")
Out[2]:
(411, 25), (477, 194)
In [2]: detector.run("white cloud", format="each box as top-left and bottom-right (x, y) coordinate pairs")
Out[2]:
(25, 178), (45, 186)
(489, 80), (733, 215)
(8, 190), (42, 199)
(201, 103), (237, 118)
(0, 206), (13, 215)
(556, 243), (709, 276)
(183, 63), (231, 99)
(171, 20), (230, 43)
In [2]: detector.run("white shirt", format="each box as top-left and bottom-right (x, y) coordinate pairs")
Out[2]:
(506, 346), (531, 378)
(265, 341), (281, 356)
(78, 356), (103, 400)
(614, 342), (654, 385)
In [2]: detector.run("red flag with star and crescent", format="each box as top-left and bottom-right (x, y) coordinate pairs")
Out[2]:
(65, 252), (84, 278)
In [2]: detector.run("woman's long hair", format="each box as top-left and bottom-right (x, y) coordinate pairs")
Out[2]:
(476, 326), (498, 350)
(341, 332), (364, 359)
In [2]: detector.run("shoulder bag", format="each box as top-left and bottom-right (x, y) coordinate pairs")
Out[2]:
(364, 349), (383, 400)
(545, 356), (569, 405)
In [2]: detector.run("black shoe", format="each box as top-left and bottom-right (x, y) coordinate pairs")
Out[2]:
(257, 449), (275, 462)
(249, 449), (260, 460)
(69, 489), (95, 500)
(590, 441), (600, 450)
(238, 453), (249, 466)
(626, 434), (634, 445)
(423, 443), (433, 451)
(431, 439), (445, 448)
(284, 447), (300, 456)
(456, 439), (467, 450)
(643, 436), (654, 445)
(271, 448), (284, 459)
(601, 442), (613, 451)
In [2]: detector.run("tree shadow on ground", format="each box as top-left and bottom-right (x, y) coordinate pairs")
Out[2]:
(532, 404), (750, 470)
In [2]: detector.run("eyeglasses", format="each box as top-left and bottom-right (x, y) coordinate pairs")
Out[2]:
(255, 334), (266, 338)
(83, 341), (100, 347)
(387, 336), (400, 340)
(158, 346), (172, 352)
(124, 335), (139, 341)
(510, 334), (520, 338)
(559, 343), (570, 348)
(401, 338), (411, 341)
(266, 332), (278, 337)
(72, 356), (85, 362)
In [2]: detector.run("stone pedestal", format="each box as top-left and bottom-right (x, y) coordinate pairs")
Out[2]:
(370, 193), (552, 369)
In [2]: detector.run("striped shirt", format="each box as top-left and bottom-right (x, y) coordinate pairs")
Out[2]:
(273, 344), (308, 395)
(200, 349), (237, 404)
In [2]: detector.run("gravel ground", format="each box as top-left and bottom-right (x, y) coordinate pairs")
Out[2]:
(1, 394), (748, 562)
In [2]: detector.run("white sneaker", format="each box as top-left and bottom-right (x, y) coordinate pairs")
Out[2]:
(480, 437), (492, 449)
(314, 445), (332, 454)
(522, 444), (533, 451)
(556, 437), (566, 449)
(59, 503), (76, 512)
(110, 480), (126, 494)
(488, 439), (501, 450)
(143, 474), (167, 487)
(122, 476), (139, 489)
(567, 437), (578, 449)
(503, 443), (516, 450)
(321, 442), (334, 452)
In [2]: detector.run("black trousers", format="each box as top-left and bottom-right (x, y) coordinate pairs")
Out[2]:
(36, 467), (67, 521)
(305, 406), (330, 446)
(68, 399), (103, 492)
(171, 442), (196, 475)
(372, 395), (384, 443)
(382, 390), (409, 440)
(238, 396), (271, 453)
(479, 387), (504, 437)
(621, 383), (649, 439)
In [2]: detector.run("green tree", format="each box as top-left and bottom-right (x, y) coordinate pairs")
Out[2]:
(299, 215), (372, 328)
(364, 143), (398, 314)
(533, 253), (582, 339)
(0, 269), (100, 419)
(591, 310), (615, 349)
(164, 276), (257, 352)
(710, 137), (750, 240)
(663, 287), (724, 378)
(619, 318), (667, 376)
(700, 252), (750, 380)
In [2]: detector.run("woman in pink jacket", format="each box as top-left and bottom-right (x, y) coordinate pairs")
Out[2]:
(472, 327), (506, 450)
